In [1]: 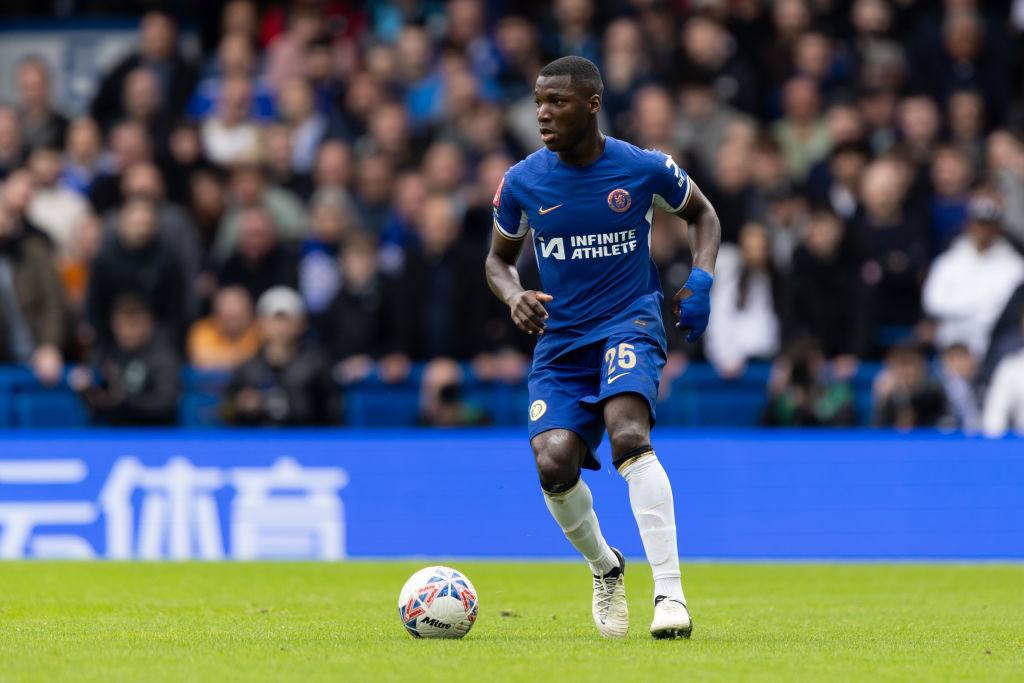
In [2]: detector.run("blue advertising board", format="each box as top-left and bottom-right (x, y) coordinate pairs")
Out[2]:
(0, 429), (1021, 560)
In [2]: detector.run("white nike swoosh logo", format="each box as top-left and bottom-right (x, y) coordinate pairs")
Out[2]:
(607, 373), (629, 384)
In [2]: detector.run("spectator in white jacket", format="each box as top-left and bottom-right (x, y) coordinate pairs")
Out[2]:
(704, 222), (781, 377)
(983, 312), (1024, 436)
(922, 193), (1024, 358)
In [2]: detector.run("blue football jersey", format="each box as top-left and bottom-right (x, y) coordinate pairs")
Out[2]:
(493, 136), (692, 362)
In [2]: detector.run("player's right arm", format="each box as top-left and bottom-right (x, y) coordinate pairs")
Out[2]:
(485, 172), (553, 335)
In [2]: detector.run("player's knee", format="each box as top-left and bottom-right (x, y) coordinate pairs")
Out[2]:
(608, 424), (649, 462)
(534, 450), (580, 492)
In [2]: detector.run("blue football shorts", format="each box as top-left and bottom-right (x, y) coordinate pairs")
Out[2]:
(527, 332), (666, 470)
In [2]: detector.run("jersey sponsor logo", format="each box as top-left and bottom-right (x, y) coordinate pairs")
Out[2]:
(538, 204), (563, 215)
(537, 230), (640, 261)
(529, 400), (547, 421)
(538, 237), (565, 260)
(607, 188), (631, 213)
(493, 176), (505, 207)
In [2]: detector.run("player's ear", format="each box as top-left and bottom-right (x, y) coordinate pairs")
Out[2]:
(588, 94), (601, 115)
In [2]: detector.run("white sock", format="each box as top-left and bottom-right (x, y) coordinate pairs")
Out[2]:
(543, 479), (619, 576)
(619, 452), (686, 604)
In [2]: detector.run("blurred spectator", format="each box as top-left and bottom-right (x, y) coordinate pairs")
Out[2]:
(26, 145), (89, 257)
(186, 285), (261, 371)
(15, 57), (68, 152)
(120, 67), (173, 154)
(189, 168), (228, 250)
(810, 140), (870, 221)
(982, 312), (1024, 437)
(704, 223), (782, 378)
(629, 85), (680, 158)
(676, 75), (752, 182)
(762, 336), (857, 427)
(353, 154), (396, 234)
(771, 76), (830, 183)
(90, 11), (197, 134)
(947, 89), (986, 169)
(494, 16), (543, 102)
(222, 286), (341, 426)
(58, 212), (103, 314)
(417, 357), (489, 427)
(871, 343), (949, 428)
(979, 280), (1024, 389)
(928, 145), (974, 255)
(102, 161), (202, 318)
(213, 163), (308, 260)
(0, 203), (67, 385)
(218, 206), (298, 303)
(2, 167), (50, 248)
(600, 17), (647, 137)
(680, 14), (759, 114)
(915, 8), (1009, 131)
(88, 120), (153, 214)
(761, 181), (809, 271)
(363, 100), (414, 167)
(545, 0), (599, 66)
(922, 192), (1024, 357)
(421, 140), (467, 196)
(188, 31), (276, 121)
(785, 208), (870, 360)
(705, 141), (757, 244)
(299, 189), (358, 316)
(278, 77), (328, 174)
(60, 118), (105, 196)
(162, 121), (213, 206)
(397, 194), (484, 360)
(70, 293), (180, 426)
(320, 233), (405, 383)
(939, 343), (981, 433)
(897, 95), (941, 177)
(985, 130), (1024, 249)
(379, 170), (427, 258)
(0, 107), (25, 180)
(85, 197), (185, 351)
(313, 140), (354, 195)
(263, 123), (313, 201)
(200, 75), (261, 166)
(264, 6), (323, 92)
(858, 87), (898, 154)
(851, 156), (927, 335)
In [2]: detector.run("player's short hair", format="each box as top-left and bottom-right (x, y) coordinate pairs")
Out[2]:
(539, 56), (604, 97)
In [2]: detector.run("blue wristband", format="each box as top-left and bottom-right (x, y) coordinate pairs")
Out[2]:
(684, 267), (714, 292)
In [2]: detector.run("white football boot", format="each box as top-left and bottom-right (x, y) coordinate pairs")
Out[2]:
(592, 548), (628, 638)
(650, 595), (692, 639)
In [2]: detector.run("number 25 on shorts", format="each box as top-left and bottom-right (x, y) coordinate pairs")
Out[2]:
(605, 343), (636, 383)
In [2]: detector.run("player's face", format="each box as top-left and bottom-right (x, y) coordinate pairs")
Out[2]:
(535, 75), (596, 151)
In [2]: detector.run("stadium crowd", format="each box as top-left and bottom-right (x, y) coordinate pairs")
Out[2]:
(1, 0), (1024, 433)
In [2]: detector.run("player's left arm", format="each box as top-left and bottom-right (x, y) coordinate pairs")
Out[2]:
(672, 179), (721, 341)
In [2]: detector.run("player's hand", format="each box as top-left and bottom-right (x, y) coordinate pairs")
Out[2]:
(509, 290), (553, 335)
(674, 268), (713, 343)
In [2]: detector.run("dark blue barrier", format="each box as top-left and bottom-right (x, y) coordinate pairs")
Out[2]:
(0, 430), (1020, 560)
(0, 363), (885, 428)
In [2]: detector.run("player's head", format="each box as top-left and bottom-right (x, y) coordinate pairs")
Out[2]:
(535, 56), (603, 152)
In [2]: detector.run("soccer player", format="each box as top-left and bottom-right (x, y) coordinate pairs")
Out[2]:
(485, 56), (720, 639)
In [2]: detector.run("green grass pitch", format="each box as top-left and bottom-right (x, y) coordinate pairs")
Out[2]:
(2, 562), (1022, 681)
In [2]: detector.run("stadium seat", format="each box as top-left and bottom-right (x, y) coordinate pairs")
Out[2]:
(13, 392), (89, 428)
(344, 385), (421, 426)
(179, 392), (225, 428)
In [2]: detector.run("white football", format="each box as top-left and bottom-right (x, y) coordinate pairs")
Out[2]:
(398, 566), (479, 639)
